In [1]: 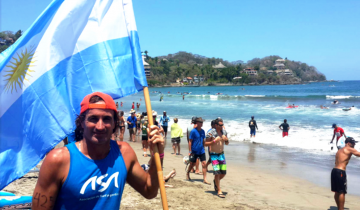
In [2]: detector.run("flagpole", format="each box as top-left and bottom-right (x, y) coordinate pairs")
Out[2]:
(143, 87), (169, 210)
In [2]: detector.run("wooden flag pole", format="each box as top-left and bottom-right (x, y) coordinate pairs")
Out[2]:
(143, 87), (169, 210)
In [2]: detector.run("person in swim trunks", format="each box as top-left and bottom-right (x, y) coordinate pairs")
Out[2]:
(249, 116), (258, 138)
(205, 118), (229, 198)
(331, 137), (360, 210)
(141, 115), (149, 157)
(279, 119), (290, 137)
(330, 124), (347, 150)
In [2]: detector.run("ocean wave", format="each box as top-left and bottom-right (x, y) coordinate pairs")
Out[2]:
(326, 95), (359, 99)
(152, 93), (360, 100)
(244, 95), (266, 97)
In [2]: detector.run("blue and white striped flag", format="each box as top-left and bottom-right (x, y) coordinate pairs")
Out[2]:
(0, 0), (147, 190)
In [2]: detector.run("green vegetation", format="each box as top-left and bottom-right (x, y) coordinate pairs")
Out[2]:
(0, 30), (22, 53)
(145, 51), (326, 86)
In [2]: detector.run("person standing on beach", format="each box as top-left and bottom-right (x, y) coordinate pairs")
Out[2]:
(279, 119), (290, 137)
(131, 102), (135, 109)
(331, 137), (360, 210)
(171, 118), (183, 155)
(141, 115), (149, 157)
(160, 111), (170, 139)
(32, 92), (164, 210)
(249, 116), (258, 138)
(187, 117), (200, 174)
(127, 109), (137, 142)
(205, 118), (229, 198)
(330, 124), (347, 150)
(119, 111), (125, 141)
(186, 117), (211, 185)
(205, 120), (216, 171)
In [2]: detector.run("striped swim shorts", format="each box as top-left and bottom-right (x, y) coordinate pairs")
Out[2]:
(210, 152), (226, 175)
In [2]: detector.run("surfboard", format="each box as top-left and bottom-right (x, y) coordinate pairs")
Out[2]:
(0, 196), (32, 209)
(286, 106), (298, 108)
(342, 108), (351, 111)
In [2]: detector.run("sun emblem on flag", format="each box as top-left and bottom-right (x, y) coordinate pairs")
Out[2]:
(3, 46), (36, 93)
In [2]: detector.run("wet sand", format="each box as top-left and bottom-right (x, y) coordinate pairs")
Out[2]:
(3, 134), (360, 209)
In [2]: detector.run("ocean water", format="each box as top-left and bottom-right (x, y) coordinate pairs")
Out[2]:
(118, 80), (360, 194)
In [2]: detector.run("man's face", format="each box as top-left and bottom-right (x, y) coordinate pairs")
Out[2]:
(349, 142), (355, 148)
(163, 112), (166, 116)
(82, 105), (115, 144)
(131, 113), (135, 117)
(195, 121), (203, 128)
(216, 121), (224, 129)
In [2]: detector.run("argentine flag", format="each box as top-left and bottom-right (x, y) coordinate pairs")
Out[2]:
(0, 0), (147, 190)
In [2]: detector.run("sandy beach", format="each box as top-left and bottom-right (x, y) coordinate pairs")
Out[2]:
(3, 132), (360, 210)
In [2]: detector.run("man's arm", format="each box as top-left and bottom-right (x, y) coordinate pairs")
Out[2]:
(288, 126), (290, 131)
(122, 125), (164, 199)
(188, 139), (192, 155)
(349, 148), (360, 157)
(32, 148), (69, 210)
(279, 125), (282, 130)
(255, 121), (258, 130)
(330, 133), (335, 143)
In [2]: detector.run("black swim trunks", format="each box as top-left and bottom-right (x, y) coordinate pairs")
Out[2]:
(189, 153), (206, 163)
(331, 168), (347, 194)
(171, 137), (181, 144)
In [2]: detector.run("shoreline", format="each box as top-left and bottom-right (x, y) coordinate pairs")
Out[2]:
(150, 80), (331, 88)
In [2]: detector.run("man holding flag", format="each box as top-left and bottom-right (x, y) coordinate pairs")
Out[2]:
(32, 92), (164, 209)
(1, 0), (169, 209)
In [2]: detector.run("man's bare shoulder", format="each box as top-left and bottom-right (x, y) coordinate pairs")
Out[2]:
(116, 141), (136, 157)
(44, 147), (70, 166)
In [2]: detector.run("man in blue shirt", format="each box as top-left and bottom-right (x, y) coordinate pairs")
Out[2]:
(186, 117), (210, 185)
(127, 109), (137, 142)
(160, 111), (170, 139)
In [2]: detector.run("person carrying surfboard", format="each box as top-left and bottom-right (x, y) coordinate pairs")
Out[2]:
(330, 124), (347, 150)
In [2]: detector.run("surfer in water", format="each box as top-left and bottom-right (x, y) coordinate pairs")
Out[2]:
(330, 124), (347, 150)
(331, 137), (360, 210)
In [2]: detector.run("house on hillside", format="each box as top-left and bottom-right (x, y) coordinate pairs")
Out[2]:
(243, 67), (258, 76)
(142, 54), (151, 78)
(273, 59), (286, 70)
(212, 62), (226, 69)
(187, 77), (193, 84)
(273, 59), (293, 76)
(275, 69), (293, 76)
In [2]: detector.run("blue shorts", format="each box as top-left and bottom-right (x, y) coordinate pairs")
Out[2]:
(250, 129), (256, 135)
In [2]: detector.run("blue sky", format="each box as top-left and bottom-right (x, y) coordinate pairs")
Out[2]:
(1, 0), (359, 80)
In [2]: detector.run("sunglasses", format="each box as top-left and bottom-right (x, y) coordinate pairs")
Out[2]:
(217, 124), (224, 126)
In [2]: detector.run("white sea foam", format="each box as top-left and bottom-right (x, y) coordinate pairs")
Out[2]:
(245, 95), (266, 97)
(170, 118), (360, 156)
(326, 95), (355, 99)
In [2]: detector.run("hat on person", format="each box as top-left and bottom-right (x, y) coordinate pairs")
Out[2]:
(191, 116), (197, 123)
(136, 113), (141, 118)
(152, 110), (158, 116)
(80, 92), (117, 114)
(251, 116), (254, 118)
(163, 111), (166, 113)
(345, 137), (358, 145)
(194, 117), (205, 123)
(130, 109), (136, 114)
(332, 123), (337, 128)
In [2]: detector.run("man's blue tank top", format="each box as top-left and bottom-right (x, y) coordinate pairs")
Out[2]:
(54, 140), (127, 210)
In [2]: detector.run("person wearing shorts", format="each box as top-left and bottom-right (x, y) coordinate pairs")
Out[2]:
(170, 118), (183, 155)
(127, 110), (137, 142)
(205, 118), (229, 198)
(331, 137), (360, 210)
(330, 124), (347, 150)
(160, 111), (170, 139)
(141, 116), (148, 157)
(186, 117), (210, 185)
(279, 119), (290, 137)
(249, 116), (258, 138)
(119, 111), (125, 141)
